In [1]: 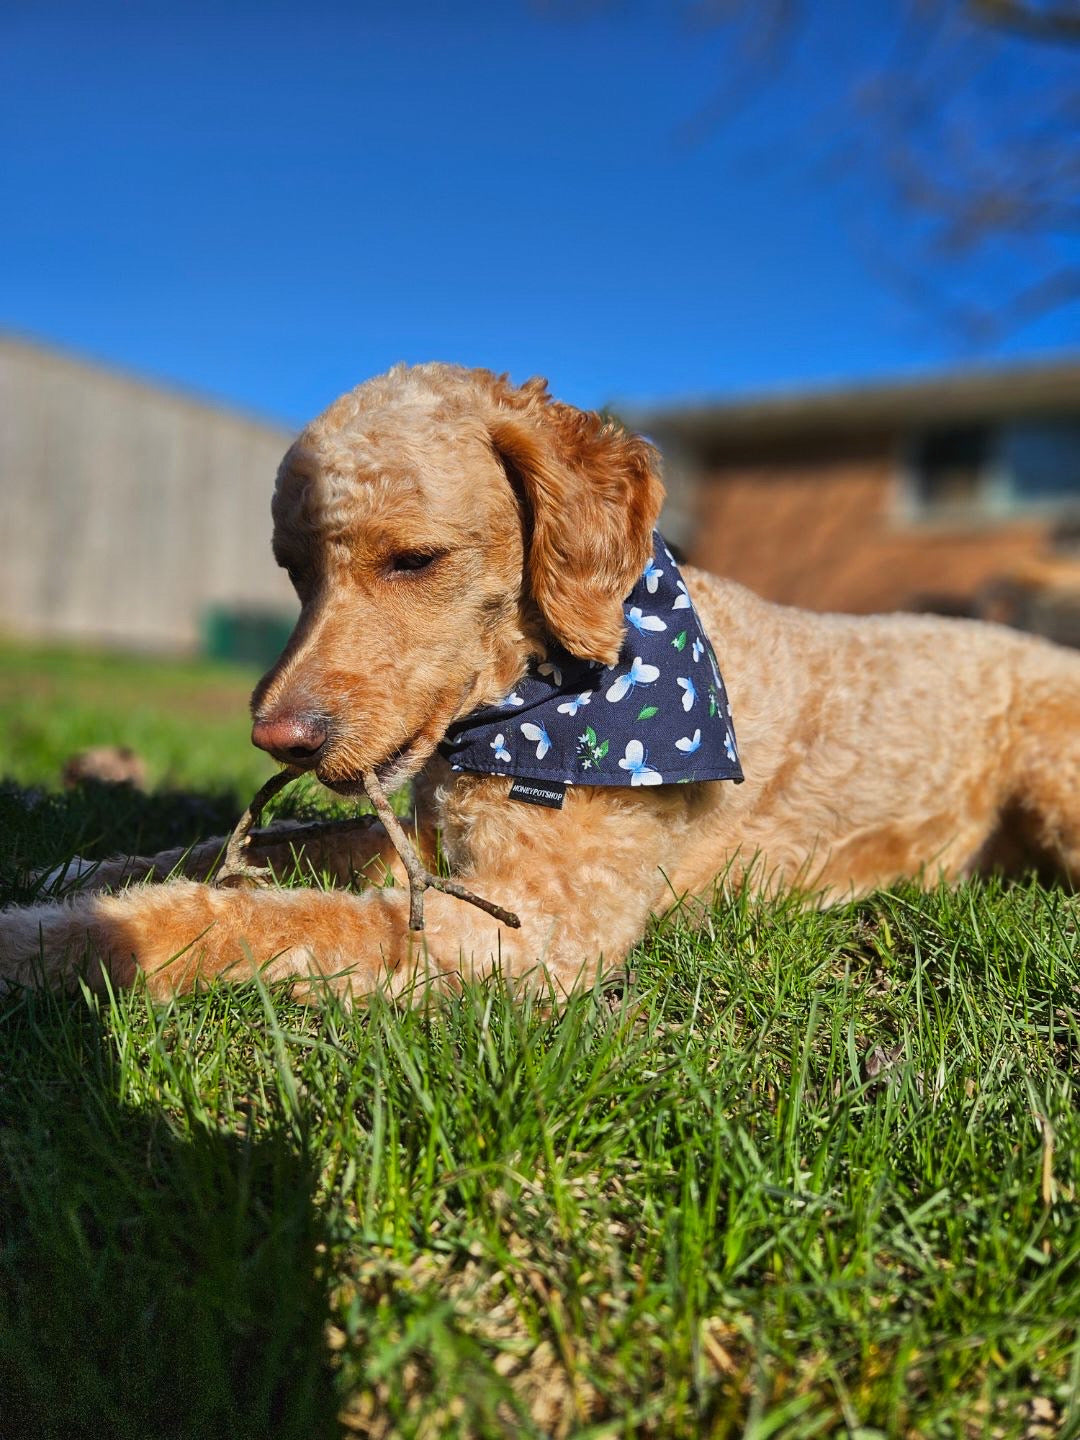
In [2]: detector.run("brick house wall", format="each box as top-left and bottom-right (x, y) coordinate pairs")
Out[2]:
(636, 361), (1080, 625)
(687, 440), (1048, 615)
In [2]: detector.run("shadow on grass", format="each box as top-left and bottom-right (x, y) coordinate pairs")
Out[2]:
(0, 774), (369, 907)
(0, 987), (339, 1440)
(0, 778), (243, 905)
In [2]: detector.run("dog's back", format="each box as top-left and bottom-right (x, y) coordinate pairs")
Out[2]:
(686, 566), (1080, 898)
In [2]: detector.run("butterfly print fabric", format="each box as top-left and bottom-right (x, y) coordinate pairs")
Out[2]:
(438, 534), (743, 789)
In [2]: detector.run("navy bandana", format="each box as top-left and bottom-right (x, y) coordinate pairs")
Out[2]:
(437, 534), (743, 792)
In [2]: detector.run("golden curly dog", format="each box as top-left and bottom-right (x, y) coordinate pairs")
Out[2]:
(4, 362), (1080, 1000)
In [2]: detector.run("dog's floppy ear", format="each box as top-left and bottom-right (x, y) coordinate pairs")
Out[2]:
(488, 392), (665, 665)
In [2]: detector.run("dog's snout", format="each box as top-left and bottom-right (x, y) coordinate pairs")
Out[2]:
(251, 713), (329, 767)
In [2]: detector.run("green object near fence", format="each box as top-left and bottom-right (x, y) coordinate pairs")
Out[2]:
(202, 606), (295, 669)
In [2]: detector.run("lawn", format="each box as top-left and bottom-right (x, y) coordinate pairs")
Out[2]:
(1, 642), (1078, 1438)
(0, 639), (273, 797)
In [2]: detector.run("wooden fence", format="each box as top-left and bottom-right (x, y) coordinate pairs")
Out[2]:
(0, 334), (298, 651)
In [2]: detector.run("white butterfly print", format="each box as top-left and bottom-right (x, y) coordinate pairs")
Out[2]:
(538, 661), (563, 687)
(627, 606), (667, 634)
(675, 728), (701, 754)
(643, 557), (664, 594)
(672, 579), (691, 610)
(691, 637), (704, 663)
(499, 691), (525, 708)
(557, 690), (592, 716)
(521, 721), (552, 760)
(677, 676), (696, 712)
(618, 739), (662, 786)
(605, 656), (660, 703)
(490, 733), (511, 763)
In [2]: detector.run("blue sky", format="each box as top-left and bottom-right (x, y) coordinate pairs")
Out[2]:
(2, 0), (1077, 426)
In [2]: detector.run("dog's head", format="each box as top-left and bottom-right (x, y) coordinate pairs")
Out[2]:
(250, 363), (664, 791)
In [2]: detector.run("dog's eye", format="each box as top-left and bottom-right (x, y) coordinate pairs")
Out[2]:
(388, 551), (439, 574)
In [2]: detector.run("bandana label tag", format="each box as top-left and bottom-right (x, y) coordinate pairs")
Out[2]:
(508, 779), (567, 810)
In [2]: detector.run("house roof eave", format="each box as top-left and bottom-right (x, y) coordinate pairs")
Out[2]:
(621, 357), (1080, 454)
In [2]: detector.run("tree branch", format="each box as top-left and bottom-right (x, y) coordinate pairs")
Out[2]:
(215, 769), (301, 888)
(360, 770), (521, 933)
(971, 0), (1080, 45)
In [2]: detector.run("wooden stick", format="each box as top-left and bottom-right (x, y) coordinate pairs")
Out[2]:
(214, 765), (521, 932)
(244, 814), (381, 847)
(361, 770), (520, 932)
(215, 768), (301, 888)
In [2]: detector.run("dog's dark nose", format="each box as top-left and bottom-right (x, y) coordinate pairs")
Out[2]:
(251, 713), (328, 767)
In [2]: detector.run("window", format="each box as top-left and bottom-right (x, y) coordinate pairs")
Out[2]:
(1001, 422), (1080, 504)
(905, 417), (1080, 521)
(908, 427), (990, 513)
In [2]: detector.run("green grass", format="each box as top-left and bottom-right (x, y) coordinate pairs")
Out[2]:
(0, 637), (274, 796)
(0, 637), (344, 894)
(2, 642), (1079, 1437)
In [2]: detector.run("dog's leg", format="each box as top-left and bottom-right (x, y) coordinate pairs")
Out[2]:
(4, 782), (683, 1001)
(0, 859), (653, 1003)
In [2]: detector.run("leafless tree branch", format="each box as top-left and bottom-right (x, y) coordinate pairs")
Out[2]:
(971, 0), (1080, 45)
(216, 768), (301, 888)
(361, 770), (520, 933)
